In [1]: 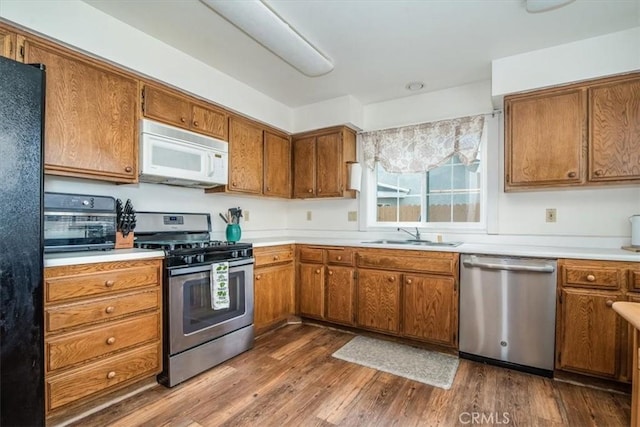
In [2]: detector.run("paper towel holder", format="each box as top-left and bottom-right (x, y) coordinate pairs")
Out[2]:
(347, 162), (362, 192)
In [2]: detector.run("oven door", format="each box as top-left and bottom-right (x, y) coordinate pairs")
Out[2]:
(167, 258), (254, 355)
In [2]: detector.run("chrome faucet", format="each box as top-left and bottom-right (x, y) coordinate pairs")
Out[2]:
(397, 227), (421, 240)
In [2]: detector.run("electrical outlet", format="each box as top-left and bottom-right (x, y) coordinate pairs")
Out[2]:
(348, 211), (357, 222)
(546, 208), (557, 223)
(306, 211), (312, 221)
(244, 211), (250, 221)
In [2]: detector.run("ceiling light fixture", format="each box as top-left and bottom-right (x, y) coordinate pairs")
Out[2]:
(525, 0), (576, 13)
(405, 82), (425, 91)
(199, 0), (334, 77)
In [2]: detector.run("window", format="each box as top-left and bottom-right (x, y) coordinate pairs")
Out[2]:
(372, 153), (483, 227)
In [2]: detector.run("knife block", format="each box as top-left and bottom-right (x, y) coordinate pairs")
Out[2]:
(115, 231), (134, 249)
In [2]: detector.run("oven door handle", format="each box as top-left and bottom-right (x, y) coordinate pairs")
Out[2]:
(168, 258), (254, 276)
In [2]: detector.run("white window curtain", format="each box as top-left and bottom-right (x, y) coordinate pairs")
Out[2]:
(359, 115), (485, 173)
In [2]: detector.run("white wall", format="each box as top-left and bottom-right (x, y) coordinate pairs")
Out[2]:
(492, 27), (640, 101)
(0, 0), (293, 132)
(363, 80), (494, 131)
(44, 176), (289, 240)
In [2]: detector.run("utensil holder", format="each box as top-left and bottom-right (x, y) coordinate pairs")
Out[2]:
(115, 231), (134, 249)
(226, 224), (241, 243)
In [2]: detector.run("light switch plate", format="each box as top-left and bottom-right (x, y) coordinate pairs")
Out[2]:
(348, 211), (357, 222)
(244, 211), (250, 221)
(546, 208), (557, 223)
(306, 211), (312, 221)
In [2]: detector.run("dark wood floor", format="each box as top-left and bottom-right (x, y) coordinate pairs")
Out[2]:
(72, 324), (631, 426)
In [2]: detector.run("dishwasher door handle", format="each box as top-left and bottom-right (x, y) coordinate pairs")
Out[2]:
(463, 260), (555, 273)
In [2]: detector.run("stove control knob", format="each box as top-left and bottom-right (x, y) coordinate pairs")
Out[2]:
(183, 255), (194, 264)
(241, 249), (249, 257)
(231, 250), (239, 258)
(197, 254), (205, 263)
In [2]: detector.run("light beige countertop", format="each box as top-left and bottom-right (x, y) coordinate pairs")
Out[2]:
(44, 248), (165, 268)
(245, 237), (640, 262)
(613, 302), (640, 330)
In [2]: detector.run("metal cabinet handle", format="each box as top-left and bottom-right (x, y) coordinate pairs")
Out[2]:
(308, 189), (313, 193)
(337, 256), (343, 261)
(124, 166), (133, 173)
(104, 280), (115, 288)
(105, 306), (115, 314)
(406, 279), (412, 284)
(586, 274), (596, 282)
(606, 300), (614, 308)
(232, 181), (237, 187)
(180, 117), (187, 123)
(567, 171), (576, 178)
(595, 170), (604, 176)
(318, 188), (322, 193)
(255, 274), (261, 280)
(388, 276), (396, 282)
(315, 269), (321, 274)
(106, 337), (116, 345)
(273, 255), (279, 260)
(107, 371), (116, 379)
(329, 271), (333, 276)
(193, 121), (199, 127)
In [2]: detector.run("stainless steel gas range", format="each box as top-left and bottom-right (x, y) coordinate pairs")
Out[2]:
(134, 212), (254, 387)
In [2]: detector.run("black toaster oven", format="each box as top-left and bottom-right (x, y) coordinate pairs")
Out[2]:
(44, 192), (117, 253)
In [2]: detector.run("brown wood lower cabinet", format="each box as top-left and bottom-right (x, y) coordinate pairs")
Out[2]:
(44, 258), (163, 417)
(298, 263), (325, 319)
(326, 266), (355, 325)
(402, 274), (457, 347)
(253, 245), (295, 334)
(356, 269), (401, 334)
(557, 288), (622, 378)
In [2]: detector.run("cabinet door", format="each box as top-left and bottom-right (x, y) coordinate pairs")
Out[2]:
(316, 132), (343, 197)
(298, 263), (325, 319)
(254, 263), (295, 332)
(356, 269), (401, 334)
(505, 89), (586, 189)
(558, 288), (621, 378)
(264, 131), (291, 198)
(192, 104), (227, 140)
(23, 39), (138, 182)
(228, 117), (263, 194)
(589, 77), (640, 182)
(0, 27), (16, 59)
(142, 85), (191, 130)
(292, 136), (316, 198)
(403, 274), (457, 347)
(326, 266), (355, 325)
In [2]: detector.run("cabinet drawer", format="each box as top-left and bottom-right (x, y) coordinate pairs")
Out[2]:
(356, 250), (456, 276)
(47, 312), (160, 372)
(45, 288), (160, 333)
(327, 248), (355, 266)
(45, 261), (160, 303)
(562, 264), (622, 289)
(254, 245), (294, 267)
(298, 247), (324, 263)
(46, 342), (161, 412)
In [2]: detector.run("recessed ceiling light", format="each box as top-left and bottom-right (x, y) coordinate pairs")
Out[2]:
(405, 82), (425, 91)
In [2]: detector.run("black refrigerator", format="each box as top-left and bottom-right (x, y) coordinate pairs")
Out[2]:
(0, 56), (46, 426)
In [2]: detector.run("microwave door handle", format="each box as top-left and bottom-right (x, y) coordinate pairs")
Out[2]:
(208, 153), (214, 177)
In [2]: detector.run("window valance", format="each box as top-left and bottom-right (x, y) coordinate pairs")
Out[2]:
(359, 114), (485, 173)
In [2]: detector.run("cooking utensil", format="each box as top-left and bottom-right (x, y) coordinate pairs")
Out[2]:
(219, 213), (229, 224)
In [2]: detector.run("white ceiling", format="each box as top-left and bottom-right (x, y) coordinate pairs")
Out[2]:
(84, 0), (640, 108)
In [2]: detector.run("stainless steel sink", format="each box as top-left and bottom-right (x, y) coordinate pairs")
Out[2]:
(363, 239), (462, 247)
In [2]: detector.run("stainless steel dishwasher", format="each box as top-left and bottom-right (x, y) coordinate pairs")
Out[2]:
(459, 254), (557, 376)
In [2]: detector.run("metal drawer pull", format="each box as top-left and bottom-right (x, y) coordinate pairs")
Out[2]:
(463, 261), (555, 273)
(586, 274), (596, 282)
(107, 371), (116, 379)
(255, 274), (261, 280)
(606, 300), (614, 308)
(337, 256), (342, 261)
(406, 279), (413, 284)
(273, 255), (279, 260)
(329, 271), (333, 276)
(106, 337), (116, 345)
(105, 306), (115, 314)
(388, 276), (396, 282)
(315, 269), (321, 274)
(105, 280), (115, 287)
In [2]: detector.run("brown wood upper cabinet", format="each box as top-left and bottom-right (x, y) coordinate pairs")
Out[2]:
(141, 84), (228, 140)
(0, 25), (17, 59)
(20, 36), (139, 183)
(292, 126), (357, 199)
(505, 72), (640, 191)
(264, 130), (291, 197)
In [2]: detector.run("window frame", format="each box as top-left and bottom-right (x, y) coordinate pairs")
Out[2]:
(360, 117), (495, 233)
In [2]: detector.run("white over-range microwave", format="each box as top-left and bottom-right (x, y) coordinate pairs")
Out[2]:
(139, 119), (228, 188)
